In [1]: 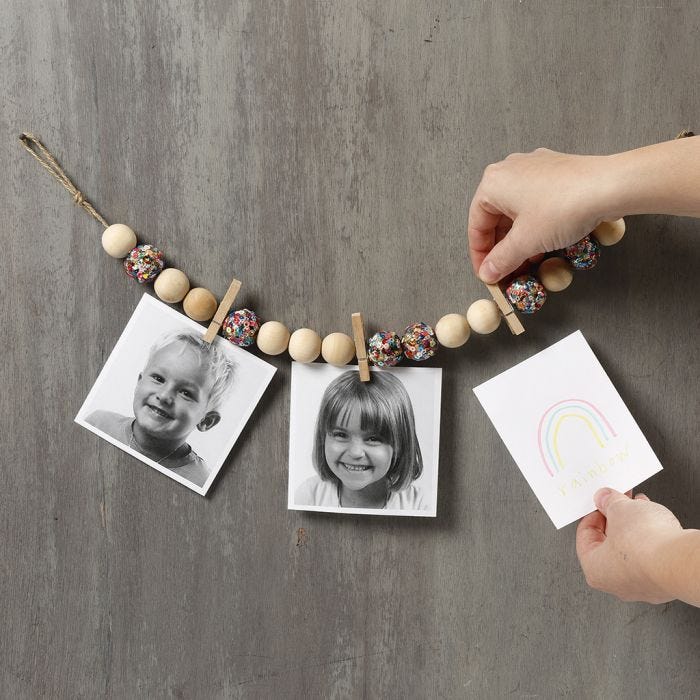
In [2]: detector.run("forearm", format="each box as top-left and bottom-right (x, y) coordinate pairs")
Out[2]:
(650, 529), (700, 606)
(601, 137), (700, 220)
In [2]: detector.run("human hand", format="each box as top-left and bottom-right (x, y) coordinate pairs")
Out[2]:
(576, 488), (684, 604)
(467, 149), (617, 283)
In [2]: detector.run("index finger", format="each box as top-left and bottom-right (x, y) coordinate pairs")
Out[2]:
(467, 194), (502, 275)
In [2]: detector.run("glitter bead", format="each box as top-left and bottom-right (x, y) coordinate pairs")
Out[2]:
(222, 308), (260, 347)
(564, 235), (600, 270)
(401, 323), (437, 362)
(123, 244), (165, 283)
(367, 331), (404, 367)
(505, 275), (547, 314)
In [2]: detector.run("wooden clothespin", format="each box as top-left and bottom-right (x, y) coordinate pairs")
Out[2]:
(485, 283), (525, 336)
(203, 278), (242, 343)
(351, 312), (371, 382)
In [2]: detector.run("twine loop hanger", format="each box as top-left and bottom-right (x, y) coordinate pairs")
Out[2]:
(19, 132), (109, 228)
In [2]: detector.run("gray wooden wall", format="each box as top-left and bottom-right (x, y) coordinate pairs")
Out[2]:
(2, 1), (698, 698)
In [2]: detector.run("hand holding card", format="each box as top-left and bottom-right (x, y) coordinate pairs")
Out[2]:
(474, 331), (663, 528)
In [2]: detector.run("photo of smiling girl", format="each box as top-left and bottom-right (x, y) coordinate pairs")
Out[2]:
(293, 368), (440, 513)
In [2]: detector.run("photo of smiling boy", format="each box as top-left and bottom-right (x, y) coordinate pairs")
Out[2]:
(295, 370), (427, 510)
(86, 330), (235, 488)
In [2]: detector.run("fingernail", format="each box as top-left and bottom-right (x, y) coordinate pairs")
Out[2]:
(594, 487), (612, 510)
(479, 260), (498, 283)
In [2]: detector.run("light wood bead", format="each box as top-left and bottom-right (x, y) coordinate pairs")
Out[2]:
(288, 328), (322, 363)
(593, 218), (626, 246)
(466, 299), (501, 334)
(154, 268), (190, 304)
(257, 321), (291, 355)
(321, 332), (355, 366)
(537, 257), (573, 292)
(183, 287), (217, 321)
(102, 223), (137, 258)
(435, 313), (470, 348)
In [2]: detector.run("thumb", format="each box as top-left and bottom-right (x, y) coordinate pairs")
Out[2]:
(478, 220), (534, 283)
(594, 487), (629, 516)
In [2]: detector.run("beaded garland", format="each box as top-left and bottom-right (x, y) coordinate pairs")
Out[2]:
(19, 132), (628, 369)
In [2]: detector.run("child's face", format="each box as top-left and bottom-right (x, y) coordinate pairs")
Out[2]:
(324, 405), (393, 491)
(133, 343), (216, 443)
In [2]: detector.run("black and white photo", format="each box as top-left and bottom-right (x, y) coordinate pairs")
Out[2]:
(288, 363), (441, 516)
(75, 295), (276, 495)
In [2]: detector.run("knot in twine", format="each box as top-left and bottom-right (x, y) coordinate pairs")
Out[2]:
(19, 132), (109, 228)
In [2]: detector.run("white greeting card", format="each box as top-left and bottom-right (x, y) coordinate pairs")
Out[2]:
(473, 330), (663, 528)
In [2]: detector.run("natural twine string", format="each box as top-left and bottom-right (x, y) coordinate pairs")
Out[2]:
(19, 132), (109, 228)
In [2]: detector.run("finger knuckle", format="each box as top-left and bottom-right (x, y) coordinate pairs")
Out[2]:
(582, 567), (604, 590)
(584, 573), (600, 590)
(607, 498), (627, 517)
(483, 162), (499, 179)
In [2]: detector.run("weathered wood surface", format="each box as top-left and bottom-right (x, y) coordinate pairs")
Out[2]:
(1, 2), (698, 697)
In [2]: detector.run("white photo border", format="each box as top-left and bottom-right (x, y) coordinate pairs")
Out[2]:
(75, 294), (276, 495)
(288, 363), (442, 517)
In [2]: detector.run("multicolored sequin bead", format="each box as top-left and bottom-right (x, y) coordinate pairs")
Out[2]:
(505, 275), (547, 314)
(401, 322), (437, 361)
(123, 244), (165, 283)
(564, 235), (600, 270)
(222, 308), (260, 347)
(367, 331), (404, 367)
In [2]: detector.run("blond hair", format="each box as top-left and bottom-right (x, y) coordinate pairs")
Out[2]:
(145, 330), (236, 412)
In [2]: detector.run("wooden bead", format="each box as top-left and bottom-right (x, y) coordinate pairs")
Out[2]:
(435, 313), (470, 348)
(537, 257), (573, 292)
(466, 299), (501, 334)
(593, 218), (625, 246)
(102, 224), (137, 258)
(183, 287), (217, 321)
(288, 328), (322, 363)
(154, 268), (190, 303)
(321, 332), (355, 366)
(256, 321), (291, 355)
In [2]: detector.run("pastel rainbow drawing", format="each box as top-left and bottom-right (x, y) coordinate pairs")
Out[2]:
(537, 398), (617, 477)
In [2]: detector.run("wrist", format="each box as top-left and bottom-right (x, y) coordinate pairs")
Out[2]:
(595, 151), (644, 221)
(578, 154), (626, 224)
(599, 138), (700, 220)
(646, 529), (700, 605)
